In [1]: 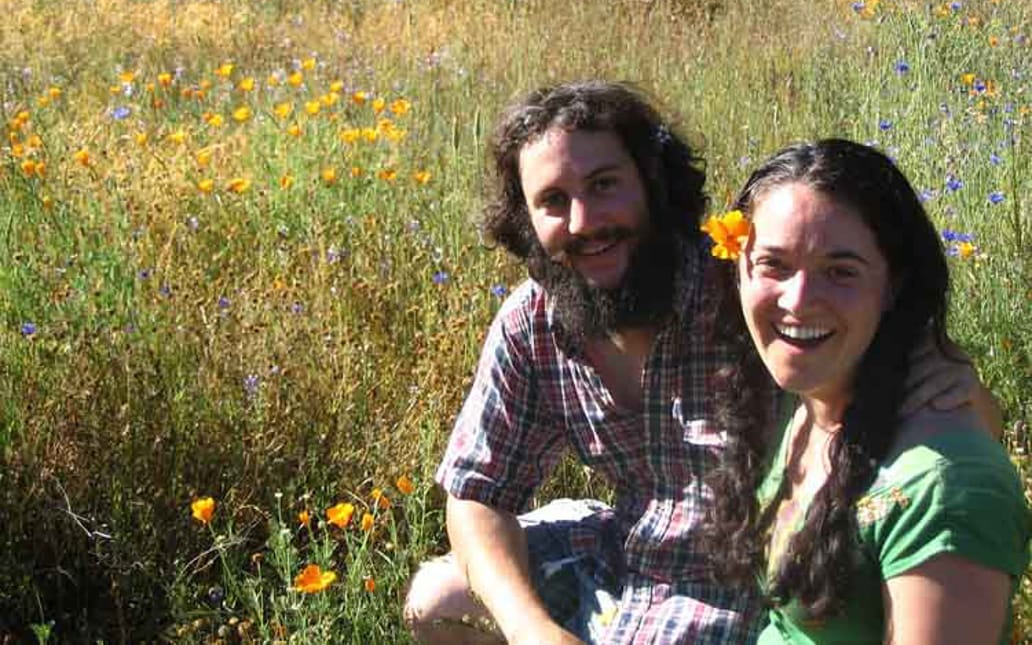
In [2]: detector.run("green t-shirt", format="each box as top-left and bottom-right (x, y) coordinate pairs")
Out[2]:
(756, 417), (1031, 644)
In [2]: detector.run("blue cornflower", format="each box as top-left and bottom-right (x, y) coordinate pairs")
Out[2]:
(159, 284), (172, 298)
(490, 284), (508, 298)
(291, 301), (304, 314)
(218, 296), (231, 309)
(945, 175), (964, 192)
(110, 106), (131, 120)
(878, 119), (893, 132)
(243, 374), (260, 397)
(919, 189), (936, 203)
(941, 229), (974, 243)
(973, 79), (987, 93)
(432, 271), (449, 285)
(950, 1), (961, 10)
(990, 153), (1002, 165)
(138, 269), (151, 280)
(20, 322), (36, 337)
(894, 60), (910, 75)
(989, 191), (1005, 204)
(851, 2), (865, 13)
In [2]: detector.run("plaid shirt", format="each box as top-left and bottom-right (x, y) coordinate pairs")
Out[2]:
(437, 240), (766, 643)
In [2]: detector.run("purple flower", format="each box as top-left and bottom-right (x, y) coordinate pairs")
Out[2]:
(894, 60), (910, 75)
(159, 284), (172, 298)
(949, 1), (961, 10)
(138, 269), (151, 280)
(945, 175), (964, 192)
(988, 191), (1005, 204)
(432, 271), (449, 285)
(919, 189), (936, 202)
(110, 106), (132, 120)
(851, 2), (865, 12)
(878, 119), (893, 131)
(218, 296), (231, 310)
(291, 301), (304, 314)
(187, 216), (200, 231)
(989, 153), (1002, 165)
(973, 79), (986, 93)
(490, 284), (508, 298)
(20, 322), (36, 337)
(244, 374), (260, 397)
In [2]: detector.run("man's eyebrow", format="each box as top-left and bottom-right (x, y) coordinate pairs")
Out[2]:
(585, 162), (627, 179)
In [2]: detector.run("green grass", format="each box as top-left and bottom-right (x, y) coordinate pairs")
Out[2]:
(0, 0), (1029, 641)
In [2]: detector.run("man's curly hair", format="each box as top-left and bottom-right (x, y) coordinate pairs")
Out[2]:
(482, 81), (708, 260)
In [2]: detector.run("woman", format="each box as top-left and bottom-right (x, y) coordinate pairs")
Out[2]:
(703, 139), (1030, 643)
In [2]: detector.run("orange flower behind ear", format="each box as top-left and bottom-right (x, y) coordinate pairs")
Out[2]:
(700, 210), (751, 260)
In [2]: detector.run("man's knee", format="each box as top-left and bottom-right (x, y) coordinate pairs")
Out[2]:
(404, 556), (501, 644)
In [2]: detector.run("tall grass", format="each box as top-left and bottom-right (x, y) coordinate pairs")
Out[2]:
(0, 0), (1028, 641)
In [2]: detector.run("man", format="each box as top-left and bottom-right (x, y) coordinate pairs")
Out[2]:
(403, 81), (995, 644)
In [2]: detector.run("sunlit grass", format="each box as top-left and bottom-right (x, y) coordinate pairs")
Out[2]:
(0, 0), (1028, 640)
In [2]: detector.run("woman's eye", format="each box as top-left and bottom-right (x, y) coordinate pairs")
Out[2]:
(540, 193), (567, 209)
(592, 176), (617, 191)
(827, 266), (858, 280)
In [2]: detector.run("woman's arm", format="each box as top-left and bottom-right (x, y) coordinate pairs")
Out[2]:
(882, 553), (1010, 645)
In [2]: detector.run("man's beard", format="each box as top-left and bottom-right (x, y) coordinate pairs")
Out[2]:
(526, 224), (682, 348)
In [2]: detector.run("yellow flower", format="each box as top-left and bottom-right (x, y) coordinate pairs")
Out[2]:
(232, 106), (252, 123)
(384, 127), (407, 143)
(20, 159), (37, 177)
(109, 84), (122, 95)
(168, 130), (187, 145)
(320, 91), (339, 107)
(371, 488), (391, 510)
(10, 143), (24, 158)
(280, 174), (295, 190)
(25, 135), (42, 149)
(41, 195), (53, 210)
(304, 100), (321, 116)
(207, 114), (224, 128)
(214, 62), (234, 79)
(960, 73), (976, 86)
(301, 57), (316, 71)
(287, 124), (302, 138)
(118, 70), (136, 84)
(377, 168), (397, 182)
(396, 474), (415, 495)
(145, 82), (156, 94)
(321, 167), (337, 184)
(200, 79), (213, 91)
(298, 509), (311, 527)
(371, 97), (386, 114)
(226, 177), (251, 194)
(158, 72), (173, 87)
(293, 564), (336, 594)
(361, 127), (379, 143)
(988, 35), (999, 47)
(351, 90), (367, 105)
(326, 502), (355, 528)
(360, 512), (375, 532)
(287, 71), (304, 87)
(15, 110), (30, 125)
(274, 102), (293, 120)
(957, 241), (976, 260)
(72, 148), (90, 167)
(135, 132), (148, 146)
(339, 128), (360, 144)
(197, 178), (215, 194)
(700, 209), (751, 260)
(364, 577), (376, 593)
(390, 98), (411, 116)
(350, 166), (363, 178)
(195, 147), (213, 167)
(36, 96), (50, 108)
(191, 497), (215, 523)
(267, 73), (281, 87)
(237, 77), (255, 92)
(34, 161), (46, 178)
(329, 80), (344, 93)
(47, 86), (62, 100)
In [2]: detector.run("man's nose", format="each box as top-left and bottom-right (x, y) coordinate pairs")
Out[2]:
(567, 196), (598, 237)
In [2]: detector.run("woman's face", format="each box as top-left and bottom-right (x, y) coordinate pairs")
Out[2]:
(738, 182), (892, 409)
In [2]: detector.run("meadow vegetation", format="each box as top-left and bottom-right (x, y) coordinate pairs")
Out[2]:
(0, 0), (1028, 641)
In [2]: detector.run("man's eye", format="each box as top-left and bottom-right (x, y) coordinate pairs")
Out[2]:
(827, 266), (859, 281)
(539, 193), (567, 209)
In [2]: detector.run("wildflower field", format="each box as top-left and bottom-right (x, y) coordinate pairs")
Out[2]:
(0, 0), (1028, 641)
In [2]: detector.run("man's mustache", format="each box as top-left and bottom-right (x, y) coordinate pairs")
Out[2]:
(550, 227), (637, 263)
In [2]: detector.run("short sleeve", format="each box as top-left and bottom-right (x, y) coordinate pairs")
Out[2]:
(434, 284), (566, 513)
(862, 434), (1030, 581)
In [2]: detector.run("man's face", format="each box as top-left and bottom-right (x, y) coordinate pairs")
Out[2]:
(515, 126), (678, 341)
(518, 127), (650, 290)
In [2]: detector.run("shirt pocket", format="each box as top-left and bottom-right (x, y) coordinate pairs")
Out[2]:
(673, 396), (725, 447)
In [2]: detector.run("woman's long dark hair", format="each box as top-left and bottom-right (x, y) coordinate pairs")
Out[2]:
(704, 139), (953, 620)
